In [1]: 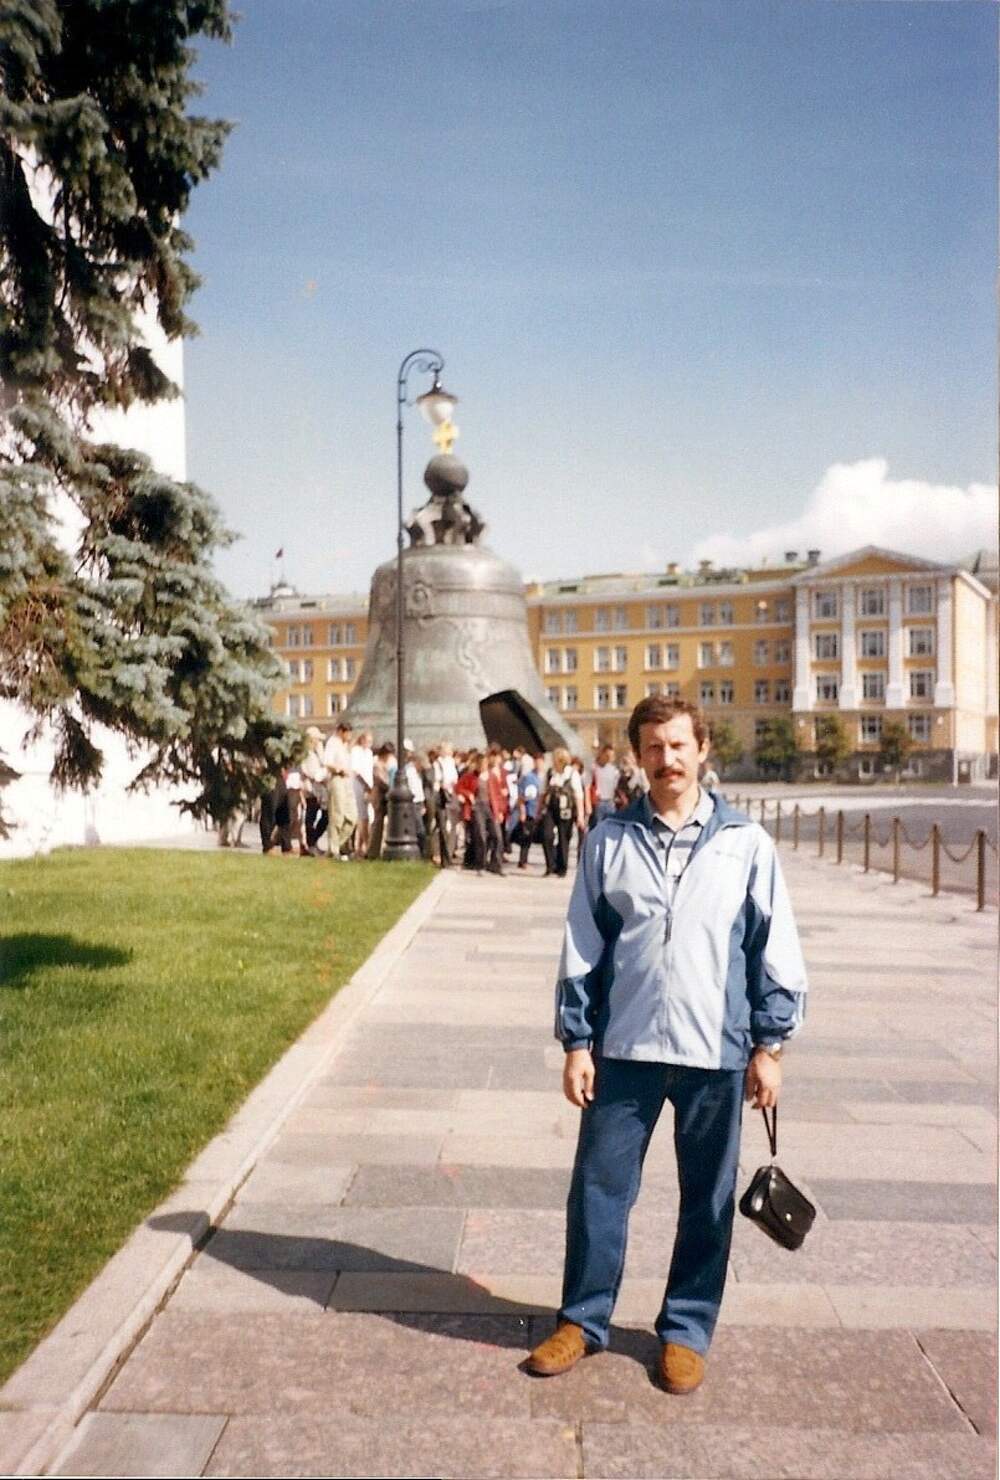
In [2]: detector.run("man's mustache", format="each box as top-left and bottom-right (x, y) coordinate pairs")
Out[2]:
(652, 767), (683, 780)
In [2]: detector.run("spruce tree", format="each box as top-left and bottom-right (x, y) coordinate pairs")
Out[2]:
(0, 0), (298, 833)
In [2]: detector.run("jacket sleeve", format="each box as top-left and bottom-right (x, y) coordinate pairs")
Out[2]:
(745, 829), (808, 1044)
(554, 826), (609, 1051)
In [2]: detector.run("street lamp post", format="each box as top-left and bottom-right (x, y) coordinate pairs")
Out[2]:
(383, 348), (457, 860)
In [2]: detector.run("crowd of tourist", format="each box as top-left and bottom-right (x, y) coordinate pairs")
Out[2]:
(250, 720), (692, 876)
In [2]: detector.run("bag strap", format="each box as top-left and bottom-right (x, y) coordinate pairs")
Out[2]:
(760, 1104), (778, 1160)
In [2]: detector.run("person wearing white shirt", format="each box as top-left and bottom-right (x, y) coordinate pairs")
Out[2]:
(350, 731), (375, 856)
(590, 744), (621, 830)
(322, 721), (357, 858)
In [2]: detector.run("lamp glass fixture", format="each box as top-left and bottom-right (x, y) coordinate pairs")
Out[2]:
(416, 381), (458, 427)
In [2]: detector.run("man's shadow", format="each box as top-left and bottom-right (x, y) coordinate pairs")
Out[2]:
(149, 1212), (658, 1374)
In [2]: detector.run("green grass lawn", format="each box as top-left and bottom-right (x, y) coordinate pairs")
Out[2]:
(0, 847), (433, 1385)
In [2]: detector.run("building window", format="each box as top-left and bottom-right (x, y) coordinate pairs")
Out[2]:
(775, 598), (791, 622)
(700, 681), (715, 705)
(345, 658), (356, 681)
(908, 713), (931, 741)
(595, 608), (610, 632)
(814, 632), (839, 661)
(859, 588), (885, 617)
(666, 643), (680, 669)
(613, 645), (628, 672)
(327, 657), (341, 681)
(614, 684), (628, 708)
(301, 695), (314, 716)
(595, 646), (611, 672)
(564, 609), (579, 634)
(301, 626), (314, 647)
(645, 643), (662, 670)
(907, 584), (934, 616)
(595, 684), (611, 710)
(647, 605), (666, 629)
(327, 624), (341, 645)
(301, 659), (313, 683)
(699, 642), (715, 669)
(645, 681), (663, 698)
(699, 603), (715, 626)
(858, 755), (876, 778)
(718, 641), (734, 667)
(666, 681), (680, 697)
(909, 669), (934, 700)
(753, 639), (769, 665)
(719, 680), (734, 705)
(859, 714), (882, 743)
(287, 694), (301, 717)
(859, 630), (886, 659)
(754, 679), (771, 704)
(754, 719), (770, 742)
(908, 627), (935, 657)
(327, 692), (342, 716)
(543, 610), (561, 634)
(815, 674), (839, 704)
(861, 671), (885, 701)
(546, 686), (561, 707)
(612, 606), (628, 630)
(564, 686), (578, 711)
(755, 599), (770, 624)
(344, 623), (356, 644)
(774, 679), (791, 703)
(718, 601), (733, 625)
(545, 649), (561, 674)
(287, 625), (301, 648)
(814, 590), (838, 620)
(564, 647), (578, 673)
(774, 639), (791, 664)
(665, 604), (679, 628)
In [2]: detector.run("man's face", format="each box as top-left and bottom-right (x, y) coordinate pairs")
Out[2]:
(638, 716), (709, 803)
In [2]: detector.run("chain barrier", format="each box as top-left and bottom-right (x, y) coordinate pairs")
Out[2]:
(897, 821), (932, 851)
(940, 835), (981, 866)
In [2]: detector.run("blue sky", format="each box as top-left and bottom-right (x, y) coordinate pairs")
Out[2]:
(181, 0), (998, 598)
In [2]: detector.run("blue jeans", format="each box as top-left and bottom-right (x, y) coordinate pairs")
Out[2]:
(559, 1057), (744, 1355)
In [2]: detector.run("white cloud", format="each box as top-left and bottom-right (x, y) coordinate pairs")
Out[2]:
(690, 459), (998, 570)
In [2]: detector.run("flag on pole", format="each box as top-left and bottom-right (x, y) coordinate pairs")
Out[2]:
(275, 548), (284, 560)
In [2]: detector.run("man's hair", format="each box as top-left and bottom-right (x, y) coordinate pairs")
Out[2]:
(627, 695), (708, 753)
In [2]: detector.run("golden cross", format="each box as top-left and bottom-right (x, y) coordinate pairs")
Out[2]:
(432, 419), (458, 455)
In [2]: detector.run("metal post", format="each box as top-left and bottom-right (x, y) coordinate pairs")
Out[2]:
(818, 805), (826, 857)
(775, 800), (782, 844)
(760, 798), (766, 825)
(977, 830), (986, 911)
(931, 824), (940, 897)
(836, 809), (844, 864)
(863, 812), (871, 873)
(385, 348), (444, 861)
(892, 817), (900, 883)
(793, 803), (800, 850)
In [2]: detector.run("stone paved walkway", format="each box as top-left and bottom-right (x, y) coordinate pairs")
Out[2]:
(48, 845), (997, 1478)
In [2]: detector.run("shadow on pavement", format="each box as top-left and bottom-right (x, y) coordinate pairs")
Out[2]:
(148, 1211), (660, 1374)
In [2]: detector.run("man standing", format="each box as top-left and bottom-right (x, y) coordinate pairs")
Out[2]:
(323, 720), (357, 859)
(589, 743), (620, 828)
(527, 696), (807, 1393)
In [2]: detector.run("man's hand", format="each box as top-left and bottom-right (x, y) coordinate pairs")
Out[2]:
(745, 1050), (782, 1109)
(563, 1048), (595, 1108)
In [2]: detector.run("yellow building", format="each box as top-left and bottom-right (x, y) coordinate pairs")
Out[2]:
(259, 544), (998, 780)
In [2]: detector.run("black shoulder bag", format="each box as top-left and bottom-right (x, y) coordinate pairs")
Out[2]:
(738, 1106), (816, 1250)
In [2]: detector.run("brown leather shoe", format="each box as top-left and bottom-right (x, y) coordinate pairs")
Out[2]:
(526, 1321), (592, 1376)
(658, 1342), (706, 1394)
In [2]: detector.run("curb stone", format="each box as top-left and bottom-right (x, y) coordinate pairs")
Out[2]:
(0, 867), (451, 1478)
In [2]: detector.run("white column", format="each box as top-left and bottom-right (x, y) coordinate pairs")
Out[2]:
(986, 597), (998, 717)
(792, 587), (812, 711)
(933, 576), (955, 708)
(839, 582), (857, 710)
(885, 578), (905, 708)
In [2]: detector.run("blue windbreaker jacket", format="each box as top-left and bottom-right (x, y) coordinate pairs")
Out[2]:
(554, 792), (807, 1070)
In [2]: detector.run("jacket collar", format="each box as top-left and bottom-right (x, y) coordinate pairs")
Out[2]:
(613, 790), (753, 835)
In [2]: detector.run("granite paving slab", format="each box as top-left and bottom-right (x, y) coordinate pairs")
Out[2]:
(915, 1329), (998, 1434)
(51, 1412), (227, 1478)
(728, 1218), (996, 1288)
(319, 1055), (494, 1088)
(808, 1179), (998, 1223)
(169, 1261), (337, 1314)
(101, 1312), (536, 1417)
(825, 1286), (995, 1330)
(580, 1424), (996, 1480)
(343, 1164), (572, 1209)
(204, 1413), (578, 1480)
(236, 1159), (357, 1201)
(205, 1205), (465, 1272)
(527, 1327), (971, 1432)
(892, 1080), (999, 1106)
